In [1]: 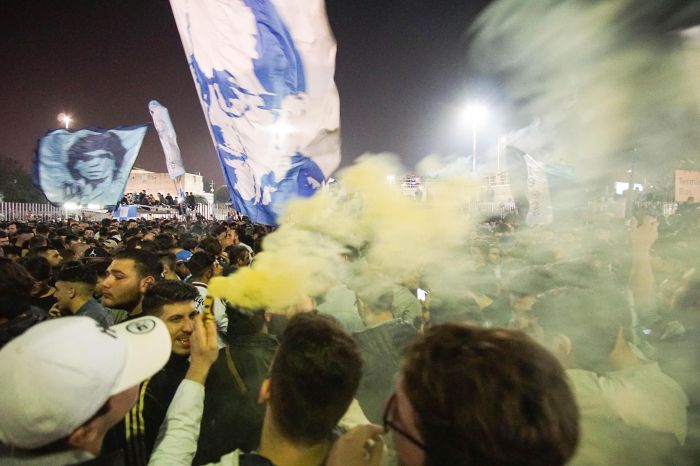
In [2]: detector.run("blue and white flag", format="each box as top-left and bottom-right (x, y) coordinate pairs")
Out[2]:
(170, 0), (341, 225)
(33, 125), (148, 208)
(149, 100), (186, 199)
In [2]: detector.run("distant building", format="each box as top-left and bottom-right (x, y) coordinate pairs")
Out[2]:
(123, 168), (213, 203)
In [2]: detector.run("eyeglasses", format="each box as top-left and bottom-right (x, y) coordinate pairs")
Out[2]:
(383, 392), (426, 450)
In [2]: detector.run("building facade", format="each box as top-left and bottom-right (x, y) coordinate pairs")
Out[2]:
(123, 168), (212, 203)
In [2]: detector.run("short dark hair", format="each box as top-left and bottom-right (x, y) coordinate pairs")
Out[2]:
(19, 256), (52, 282)
(225, 245), (250, 265)
(64, 235), (80, 245)
(178, 236), (198, 251)
(187, 251), (215, 278)
(533, 287), (631, 372)
(28, 236), (47, 249)
(66, 131), (125, 181)
(56, 261), (97, 286)
(154, 233), (176, 251)
(114, 249), (163, 280)
(225, 304), (266, 338)
(0, 258), (34, 319)
(210, 224), (228, 238)
(142, 281), (199, 317)
(269, 313), (362, 444)
(198, 236), (222, 256)
(402, 325), (579, 466)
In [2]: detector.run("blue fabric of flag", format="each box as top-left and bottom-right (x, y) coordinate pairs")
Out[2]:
(170, 0), (341, 225)
(33, 125), (148, 208)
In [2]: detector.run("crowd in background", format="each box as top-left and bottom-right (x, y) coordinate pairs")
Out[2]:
(1, 197), (699, 465)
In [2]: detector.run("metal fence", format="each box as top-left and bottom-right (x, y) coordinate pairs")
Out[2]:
(0, 203), (65, 221)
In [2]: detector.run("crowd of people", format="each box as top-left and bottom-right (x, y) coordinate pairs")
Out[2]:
(120, 191), (199, 211)
(0, 196), (699, 465)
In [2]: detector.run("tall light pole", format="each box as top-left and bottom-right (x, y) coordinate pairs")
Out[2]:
(461, 104), (488, 174)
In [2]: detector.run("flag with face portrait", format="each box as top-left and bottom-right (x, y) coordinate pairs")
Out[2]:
(33, 125), (148, 208)
(148, 100), (186, 199)
(169, 0), (341, 225)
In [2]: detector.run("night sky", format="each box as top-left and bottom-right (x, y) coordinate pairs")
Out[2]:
(0, 0), (492, 185)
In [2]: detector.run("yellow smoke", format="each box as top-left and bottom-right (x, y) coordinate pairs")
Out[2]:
(208, 153), (478, 312)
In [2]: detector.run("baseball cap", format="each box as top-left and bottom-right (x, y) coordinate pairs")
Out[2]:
(0, 316), (171, 449)
(175, 250), (193, 263)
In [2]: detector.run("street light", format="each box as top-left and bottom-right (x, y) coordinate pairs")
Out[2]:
(461, 104), (488, 173)
(57, 113), (72, 129)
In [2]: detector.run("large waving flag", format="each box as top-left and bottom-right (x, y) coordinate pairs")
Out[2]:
(170, 0), (341, 225)
(33, 125), (148, 208)
(148, 100), (186, 198)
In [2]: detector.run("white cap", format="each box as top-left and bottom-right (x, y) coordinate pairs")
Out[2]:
(0, 316), (171, 449)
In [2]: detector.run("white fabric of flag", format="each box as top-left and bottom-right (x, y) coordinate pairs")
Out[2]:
(169, 0), (341, 225)
(148, 100), (186, 199)
(148, 100), (186, 180)
(523, 154), (554, 225)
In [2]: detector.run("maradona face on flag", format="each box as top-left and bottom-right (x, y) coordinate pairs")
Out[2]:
(170, 0), (341, 225)
(33, 125), (148, 208)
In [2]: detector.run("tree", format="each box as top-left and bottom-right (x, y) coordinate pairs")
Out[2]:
(0, 157), (46, 203)
(193, 194), (209, 205)
(214, 186), (231, 203)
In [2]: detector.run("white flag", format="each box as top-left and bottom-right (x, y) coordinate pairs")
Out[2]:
(148, 100), (186, 180)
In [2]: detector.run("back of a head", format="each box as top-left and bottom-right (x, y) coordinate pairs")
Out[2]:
(198, 236), (222, 256)
(350, 271), (395, 313)
(0, 258), (34, 320)
(533, 287), (631, 372)
(19, 256), (52, 282)
(269, 313), (362, 445)
(142, 280), (199, 317)
(226, 304), (266, 338)
(114, 249), (162, 280)
(401, 324), (579, 466)
(187, 251), (215, 279)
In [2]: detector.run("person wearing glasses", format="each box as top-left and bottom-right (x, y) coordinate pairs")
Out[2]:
(378, 324), (580, 466)
(64, 132), (126, 205)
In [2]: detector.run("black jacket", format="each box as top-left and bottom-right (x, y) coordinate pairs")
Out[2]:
(194, 334), (279, 465)
(102, 353), (190, 466)
(353, 319), (418, 423)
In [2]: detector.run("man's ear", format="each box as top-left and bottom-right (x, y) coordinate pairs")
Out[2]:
(66, 421), (101, 454)
(140, 276), (156, 294)
(258, 377), (271, 404)
(69, 286), (77, 300)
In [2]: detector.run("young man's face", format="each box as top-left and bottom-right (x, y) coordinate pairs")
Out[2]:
(159, 301), (198, 355)
(102, 259), (149, 313)
(42, 249), (62, 268)
(7, 224), (17, 236)
(54, 281), (74, 310)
